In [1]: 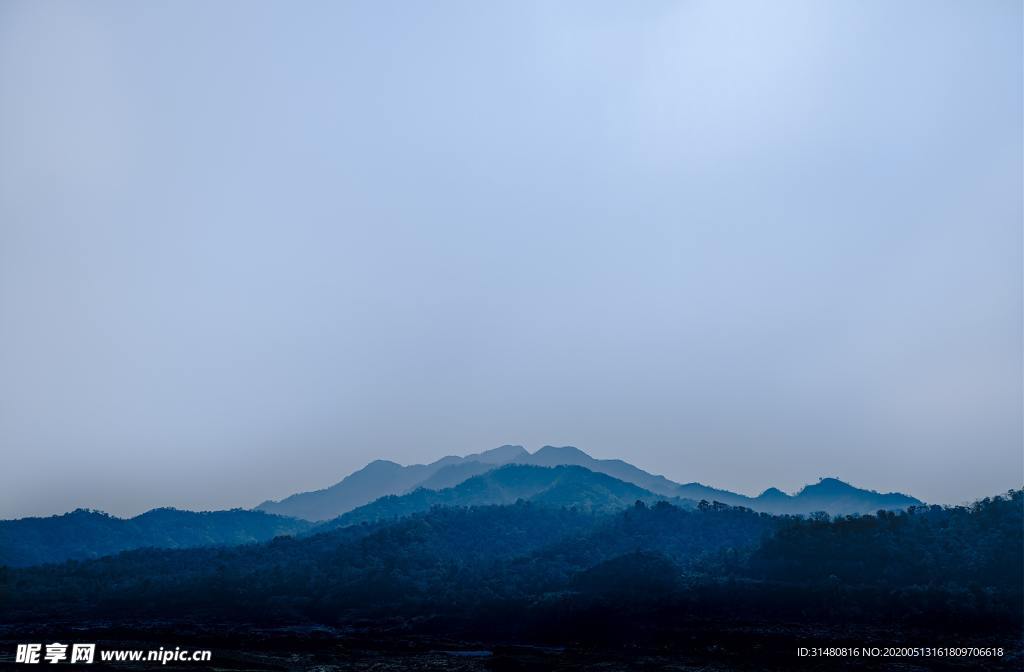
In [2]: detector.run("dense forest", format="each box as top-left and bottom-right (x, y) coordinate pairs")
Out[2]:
(2, 490), (1020, 646)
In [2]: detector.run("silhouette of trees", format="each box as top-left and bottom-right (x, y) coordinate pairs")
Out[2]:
(2, 491), (1020, 639)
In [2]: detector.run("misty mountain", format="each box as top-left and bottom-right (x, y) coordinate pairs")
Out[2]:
(257, 443), (684, 522)
(516, 446), (925, 514)
(256, 445), (528, 521)
(0, 508), (312, 567)
(514, 446), (921, 515)
(766, 477), (922, 515)
(676, 482), (754, 507)
(677, 477), (921, 515)
(514, 445), (683, 497)
(257, 444), (923, 521)
(412, 460), (498, 491)
(315, 464), (680, 532)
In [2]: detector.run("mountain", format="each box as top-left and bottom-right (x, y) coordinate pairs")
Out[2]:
(256, 459), (436, 521)
(462, 444), (531, 463)
(315, 464), (680, 531)
(0, 508), (312, 567)
(412, 460), (498, 491)
(677, 478), (922, 515)
(256, 445), (528, 521)
(676, 482), (753, 507)
(514, 446), (682, 497)
(513, 447), (921, 515)
(771, 477), (922, 516)
(258, 444), (923, 521)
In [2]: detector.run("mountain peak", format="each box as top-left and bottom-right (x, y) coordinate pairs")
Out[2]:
(472, 444), (528, 463)
(521, 446), (596, 468)
(365, 459), (403, 470)
(321, 463), (664, 530)
(533, 445), (590, 459)
(799, 477), (856, 495)
(785, 477), (922, 513)
(260, 450), (922, 522)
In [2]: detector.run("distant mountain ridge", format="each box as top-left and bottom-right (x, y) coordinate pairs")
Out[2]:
(512, 445), (682, 497)
(0, 508), (312, 567)
(257, 444), (922, 521)
(677, 477), (921, 515)
(256, 445), (528, 521)
(314, 464), (681, 532)
(2, 447), (924, 568)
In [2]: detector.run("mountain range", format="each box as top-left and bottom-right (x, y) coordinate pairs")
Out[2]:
(259, 445), (922, 520)
(8, 491), (1018, 640)
(313, 464), (684, 532)
(1, 445), (923, 567)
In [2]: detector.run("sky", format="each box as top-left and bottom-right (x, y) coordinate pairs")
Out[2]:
(1, 0), (1021, 518)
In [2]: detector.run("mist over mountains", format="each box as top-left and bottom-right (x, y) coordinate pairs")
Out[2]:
(1, 445), (922, 567)
(313, 465), (678, 532)
(257, 445), (921, 521)
(255, 445), (529, 521)
(2, 444), (1019, 662)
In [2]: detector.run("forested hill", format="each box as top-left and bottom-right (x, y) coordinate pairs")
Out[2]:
(2, 501), (775, 623)
(0, 508), (312, 567)
(313, 464), (682, 532)
(4, 490), (1020, 640)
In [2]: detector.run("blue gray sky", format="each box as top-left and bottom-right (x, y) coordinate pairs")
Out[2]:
(1, 0), (1021, 518)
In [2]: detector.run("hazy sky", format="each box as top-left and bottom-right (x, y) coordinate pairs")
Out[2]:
(1, 0), (1021, 518)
